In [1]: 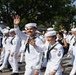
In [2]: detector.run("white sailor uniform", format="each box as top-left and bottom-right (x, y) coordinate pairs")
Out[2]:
(0, 36), (12, 70)
(34, 31), (64, 75)
(69, 36), (76, 75)
(14, 26), (43, 75)
(9, 35), (21, 73)
(19, 39), (26, 63)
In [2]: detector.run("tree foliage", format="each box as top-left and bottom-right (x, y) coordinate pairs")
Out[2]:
(0, 0), (76, 30)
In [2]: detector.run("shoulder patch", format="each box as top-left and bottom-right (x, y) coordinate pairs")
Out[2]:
(57, 51), (61, 57)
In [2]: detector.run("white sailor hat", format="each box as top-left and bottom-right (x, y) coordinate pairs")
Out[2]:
(9, 28), (15, 32)
(25, 23), (37, 28)
(45, 31), (56, 37)
(6, 26), (10, 30)
(47, 27), (54, 31)
(71, 28), (76, 31)
(71, 28), (75, 31)
(3, 29), (9, 34)
(36, 30), (41, 34)
(22, 30), (26, 33)
(25, 27), (27, 30)
(64, 30), (67, 33)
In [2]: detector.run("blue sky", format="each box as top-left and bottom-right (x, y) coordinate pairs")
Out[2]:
(73, 1), (76, 5)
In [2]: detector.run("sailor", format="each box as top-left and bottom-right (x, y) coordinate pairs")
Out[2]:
(33, 31), (64, 75)
(41, 27), (54, 70)
(9, 28), (21, 75)
(0, 29), (12, 72)
(13, 15), (43, 75)
(18, 30), (27, 64)
(68, 28), (75, 66)
(69, 28), (76, 75)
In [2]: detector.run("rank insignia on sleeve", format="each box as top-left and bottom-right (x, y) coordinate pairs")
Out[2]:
(57, 51), (61, 57)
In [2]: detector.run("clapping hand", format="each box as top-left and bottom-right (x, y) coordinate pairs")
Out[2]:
(28, 38), (36, 47)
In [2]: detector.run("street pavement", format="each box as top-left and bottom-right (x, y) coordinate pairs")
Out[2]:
(0, 55), (73, 75)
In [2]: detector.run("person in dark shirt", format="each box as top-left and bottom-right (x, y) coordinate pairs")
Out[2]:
(57, 31), (68, 73)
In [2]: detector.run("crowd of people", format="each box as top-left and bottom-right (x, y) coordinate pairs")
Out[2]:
(0, 15), (76, 75)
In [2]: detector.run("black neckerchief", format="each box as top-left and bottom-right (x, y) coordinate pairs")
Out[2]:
(5, 37), (8, 44)
(11, 37), (15, 45)
(47, 43), (58, 61)
(24, 36), (37, 53)
(70, 36), (74, 41)
(73, 37), (76, 46)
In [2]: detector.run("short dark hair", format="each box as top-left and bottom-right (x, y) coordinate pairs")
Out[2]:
(58, 31), (63, 38)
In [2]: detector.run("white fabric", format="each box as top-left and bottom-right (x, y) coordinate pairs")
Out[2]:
(45, 31), (56, 37)
(9, 35), (21, 73)
(19, 40), (26, 62)
(9, 28), (15, 32)
(14, 26), (43, 75)
(70, 44), (76, 75)
(71, 28), (76, 31)
(0, 49), (5, 64)
(0, 51), (9, 70)
(35, 42), (64, 75)
(3, 29), (9, 34)
(25, 23), (37, 28)
(47, 27), (54, 31)
(0, 36), (12, 70)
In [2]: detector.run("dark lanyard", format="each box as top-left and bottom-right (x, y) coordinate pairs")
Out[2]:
(25, 42), (30, 53)
(11, 37), (15, 45)
(5, 37), (8, 44)
(70, 36), (74, 41)
(73, 38), (76, 46)
(47, 43), (58, 61)
(24, 36), (37, 53)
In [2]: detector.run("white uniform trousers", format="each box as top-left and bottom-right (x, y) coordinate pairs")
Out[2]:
(42, 51), (47, 67)
(42, 58), (47, 67)
(24, 56), (42, 75)
(9, 55), (13, 69)
(20, 52), (24, 62)
(44, 65), (62, 75)
(70, 54), (74, 65)
(0, 50), (5, 64)
(24, 66), (42, 75)
(9, 53), (18, 73)
(24, 66), (34, 75)
(0, 51), (9, 70)
(70, 59), (76, 75)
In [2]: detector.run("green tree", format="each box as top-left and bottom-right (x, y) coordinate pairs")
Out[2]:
(0, 0), (76, 30)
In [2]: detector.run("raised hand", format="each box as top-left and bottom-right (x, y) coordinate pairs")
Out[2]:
(13, 15), (20, 26)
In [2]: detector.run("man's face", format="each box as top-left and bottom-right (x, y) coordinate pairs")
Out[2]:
(26, 26), (36, 36)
